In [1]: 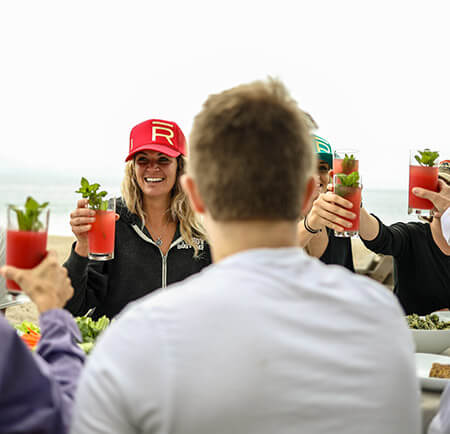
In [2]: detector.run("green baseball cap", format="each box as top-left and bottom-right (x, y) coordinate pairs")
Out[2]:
(313, 134), (333, 169)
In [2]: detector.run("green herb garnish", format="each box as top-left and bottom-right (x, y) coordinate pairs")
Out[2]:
(76, 177), (108, 211)
(335, 172), (360, 197)
(10, 197), (49, 231)
(414, 149), (440, 167)
(336, 171), (360, 188)
(342, 153), (357, 174)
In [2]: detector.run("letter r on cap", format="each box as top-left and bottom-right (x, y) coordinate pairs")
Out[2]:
(152, 121), (175, 147)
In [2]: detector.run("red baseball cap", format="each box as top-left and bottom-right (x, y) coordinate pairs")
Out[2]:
(126, 119), (187, 162)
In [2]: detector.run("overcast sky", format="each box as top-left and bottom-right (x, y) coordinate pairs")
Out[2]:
(1, 0), (449, 189)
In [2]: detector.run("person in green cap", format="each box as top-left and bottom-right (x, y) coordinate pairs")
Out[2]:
(297, 134), (355, 271)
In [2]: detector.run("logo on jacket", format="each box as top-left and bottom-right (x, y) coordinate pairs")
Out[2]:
(177, 238), (205, 250)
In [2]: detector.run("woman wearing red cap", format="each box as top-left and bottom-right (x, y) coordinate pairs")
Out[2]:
(64, 119), (211, 319)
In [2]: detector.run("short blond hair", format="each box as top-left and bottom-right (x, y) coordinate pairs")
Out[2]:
(189, 78), (315, 221)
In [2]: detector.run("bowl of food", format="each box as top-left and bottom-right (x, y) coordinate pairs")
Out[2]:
(415, 353), (450, 391)
(407, 313), (450, 354)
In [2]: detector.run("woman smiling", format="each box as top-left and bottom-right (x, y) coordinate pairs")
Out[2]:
(64, 119), (211, 319)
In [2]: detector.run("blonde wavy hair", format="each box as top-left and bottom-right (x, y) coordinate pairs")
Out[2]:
(121, 155), (206, 256)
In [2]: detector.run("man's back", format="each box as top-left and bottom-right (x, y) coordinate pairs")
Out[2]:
(71, 247), (420, 434)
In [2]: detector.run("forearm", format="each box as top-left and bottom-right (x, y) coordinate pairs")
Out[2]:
(0, 311), (84, 434)
(359, 208), (380, 241)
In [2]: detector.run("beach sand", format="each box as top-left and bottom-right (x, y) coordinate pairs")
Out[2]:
(5, 235), (386, 326)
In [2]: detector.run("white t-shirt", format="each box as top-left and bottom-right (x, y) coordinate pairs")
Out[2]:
(442, 208), (450, 245)
(71, 247), (420, 434)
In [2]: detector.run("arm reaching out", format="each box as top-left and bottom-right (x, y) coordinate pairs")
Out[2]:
(359, 207), (380, 241)
(0, 252), (85, 433)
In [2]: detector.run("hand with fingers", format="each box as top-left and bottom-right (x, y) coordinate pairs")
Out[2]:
(0, 251), (74, 313)
(70, 199), (96, 257)
(413, 179), (450, 218)
(306, 190), (357, 233)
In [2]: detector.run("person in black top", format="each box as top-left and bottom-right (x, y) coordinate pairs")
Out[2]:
(357, 162), (450, 315)
(298, 134), (355, 271)
(64, 119), (211, 319)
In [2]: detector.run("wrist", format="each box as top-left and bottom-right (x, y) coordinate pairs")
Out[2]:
(304, 214), (322, 234)
(74, 241), (89, 258)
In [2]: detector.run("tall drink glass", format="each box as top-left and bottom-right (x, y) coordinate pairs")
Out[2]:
(88, 198), (116, 261)
(408, 149), (439, 216)
(333, 149), (359, 175)
(333, 174), (362, 238)
(6, 206), (49, 295)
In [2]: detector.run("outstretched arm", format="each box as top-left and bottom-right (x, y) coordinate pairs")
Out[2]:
(359, 207), (380, 241)
(0, 253), (86, 433)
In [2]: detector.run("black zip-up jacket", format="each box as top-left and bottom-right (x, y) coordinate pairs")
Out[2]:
(361, 214), (450, 315)
(64, 198), (211, 319)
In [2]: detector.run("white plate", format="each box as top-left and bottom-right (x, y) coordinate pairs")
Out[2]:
(416, 353), (450, 391)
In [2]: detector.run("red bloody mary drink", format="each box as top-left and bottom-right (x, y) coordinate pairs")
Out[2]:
(333, 173), (362, 237)
(6, 199), (49, 294)
(6, 230), (48, 292)
(88, 204), (116, 261)
(408, 165), (438, 213)
(408, 149), (440, 215)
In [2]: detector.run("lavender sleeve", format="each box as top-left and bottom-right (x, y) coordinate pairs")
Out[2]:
(0, 309), (85, 434)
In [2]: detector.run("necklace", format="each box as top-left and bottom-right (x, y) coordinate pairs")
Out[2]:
(147, 215), (171, 247)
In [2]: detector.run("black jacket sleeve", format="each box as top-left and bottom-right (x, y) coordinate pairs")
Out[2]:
(63, 243), (109, 316)
(360, 214), (412, 258)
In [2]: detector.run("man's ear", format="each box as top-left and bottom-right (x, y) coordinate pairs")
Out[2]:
(180, 174), (206, 214)
(301, 176), (316, 216)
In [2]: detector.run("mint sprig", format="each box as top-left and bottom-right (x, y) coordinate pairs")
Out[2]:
(414, 149), (439, 167)
(342, 153), (357, 173)
(336, 171), (360, 188)
(10, 197), (49, 231)
(75, 177), (108, 211)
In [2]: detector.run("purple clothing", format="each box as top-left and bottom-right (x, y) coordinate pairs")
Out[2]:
(0, 309), (85, 433)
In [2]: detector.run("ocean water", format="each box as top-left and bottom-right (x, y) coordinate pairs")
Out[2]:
(0, 172), (421, 236)
(0, 172), (122, 236)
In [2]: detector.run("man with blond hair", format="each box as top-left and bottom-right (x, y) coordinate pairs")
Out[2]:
(71, 79), (420, 434)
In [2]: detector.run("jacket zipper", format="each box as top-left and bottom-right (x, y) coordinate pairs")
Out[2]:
(131, 224), (183, 288)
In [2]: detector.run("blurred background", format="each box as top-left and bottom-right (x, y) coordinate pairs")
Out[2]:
(1, 0), (448, 234)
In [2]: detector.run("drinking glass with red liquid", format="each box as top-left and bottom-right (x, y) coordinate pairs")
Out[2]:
(88, 197), (116, 261)
(408, 149), (440, 216)
(333, 173), (362, 238)
(6, 198), (49, 296)
(333, 149), (359, 176)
